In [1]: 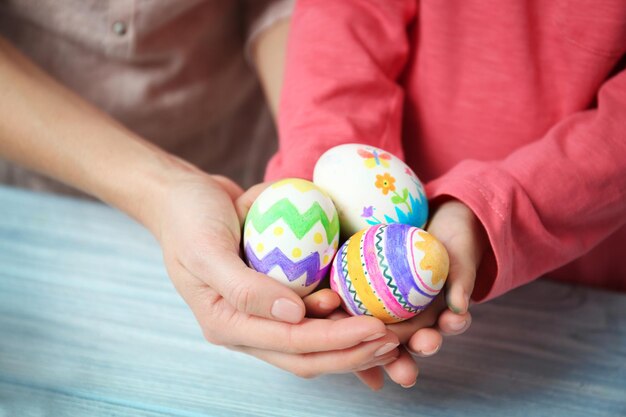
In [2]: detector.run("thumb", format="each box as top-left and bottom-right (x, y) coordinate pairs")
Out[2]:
(426, 200), (486, 314)
(211, 175), (245, 201)
(235, 182), (274, 225)
(200, 249), (306, 324)
(443, 249), (476, 314)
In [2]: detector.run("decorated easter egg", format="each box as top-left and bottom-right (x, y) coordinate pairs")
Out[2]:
(314, 144), (428, 237)
(244, 178), (340, 297)
(330, 223), (449, 323)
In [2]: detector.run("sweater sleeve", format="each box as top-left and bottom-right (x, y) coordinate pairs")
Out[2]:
(427, 68), (626, 302)
(265, 0), (416, 180)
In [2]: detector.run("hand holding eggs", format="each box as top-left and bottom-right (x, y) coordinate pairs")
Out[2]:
(243, 144), (449, 323)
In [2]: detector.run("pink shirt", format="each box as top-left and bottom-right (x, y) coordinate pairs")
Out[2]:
(266, 0), (626, 301)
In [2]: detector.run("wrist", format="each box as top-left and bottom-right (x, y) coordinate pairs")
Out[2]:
(429, 198), (489, 271)
(450, 199), (488, 265)
(97, 145), (206, 240)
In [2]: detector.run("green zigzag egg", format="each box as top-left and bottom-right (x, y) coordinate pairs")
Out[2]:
(243, 178), (340, 297)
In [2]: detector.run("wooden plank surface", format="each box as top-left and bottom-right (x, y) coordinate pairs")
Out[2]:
(0, 185), (624, 417)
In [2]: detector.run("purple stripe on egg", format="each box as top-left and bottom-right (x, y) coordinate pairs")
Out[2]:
(363, 226), (413, 320)
(384, 224), (436, 307)
(245, 244), (325, 286)
(330, 241), (362, 316)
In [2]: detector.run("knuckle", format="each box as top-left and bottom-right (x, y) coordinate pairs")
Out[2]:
(228, 282), (256, 313)
(281, 326), (302, 354)
(179, 247), (213, 279)
(202, 324), (228, 346)
(346, 355), (366, 371)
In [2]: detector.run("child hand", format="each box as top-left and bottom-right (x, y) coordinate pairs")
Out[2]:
(155, 176), (395, 378)
(427, 199), (487, 329)
(307, 199), (486, 389)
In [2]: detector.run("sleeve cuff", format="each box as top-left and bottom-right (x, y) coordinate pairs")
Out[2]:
(425, 160), (517, 302)
(244, 0), (295, 64)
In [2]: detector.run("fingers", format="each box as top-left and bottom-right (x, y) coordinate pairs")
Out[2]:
(433, 231), (476, 314)
(387, 292), (445, 343)
(233, 333), (400, 379)
(407, 327), (442, 356)
(181, 278), (390, 353)
(303, 289), (341, 318)
(225, 314), (391, 354)
(355, 347), (419, 390)
(438, 309), (472, 335)
(188, 249), (307, 323)
(426, 200), (485, 315)
(160, 177), (306, 323)
(355, 367), (385, 391)
(234, 181), (273, 225)
(383, 347), (419, 388)
(176, 259), (392, 354)
(210, 175), (245, 201)
(444, 255), (476, 314)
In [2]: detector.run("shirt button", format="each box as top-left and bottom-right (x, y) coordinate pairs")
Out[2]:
(112, 21), (128, 36)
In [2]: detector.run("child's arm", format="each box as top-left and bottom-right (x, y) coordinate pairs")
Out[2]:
(267, 0), (626, 389)
(265, 0), (416, 180)
(245, 0), (295, 116)
(427, 67), (626, 302)
(265, 0), (456, 389)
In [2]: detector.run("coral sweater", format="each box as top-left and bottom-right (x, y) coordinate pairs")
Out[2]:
(265, 0), (626, 301)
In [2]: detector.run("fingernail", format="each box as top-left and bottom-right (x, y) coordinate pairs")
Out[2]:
(446, 292), (462, 314)
(448, 319), (467, 332)
(271, 298), (303, 323)
(374, 355), (398, 367)
(374, 342), (399, 357)
(356, 355), (398, 371)
(449, 305), (462, 314)
(447, 290), (469, 314)
(417, 345), (441, 356)
(362, 332), (386, 342)
(401, 381), (416, 389)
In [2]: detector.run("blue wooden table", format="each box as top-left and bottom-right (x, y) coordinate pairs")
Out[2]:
(0, 185), (624, 417)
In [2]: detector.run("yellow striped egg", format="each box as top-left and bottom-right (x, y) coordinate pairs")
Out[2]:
(330, 224), (449, 323)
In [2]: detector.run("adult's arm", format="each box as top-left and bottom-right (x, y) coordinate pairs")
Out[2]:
(0, 35), (395, 377)
(0, 35), (174, 227)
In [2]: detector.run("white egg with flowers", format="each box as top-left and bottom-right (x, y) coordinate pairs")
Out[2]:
(313, 144), (428, 237)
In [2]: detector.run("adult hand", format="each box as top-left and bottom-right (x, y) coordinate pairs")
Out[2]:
(152, 174), (397, 378)
(0, 33), (397, 378)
